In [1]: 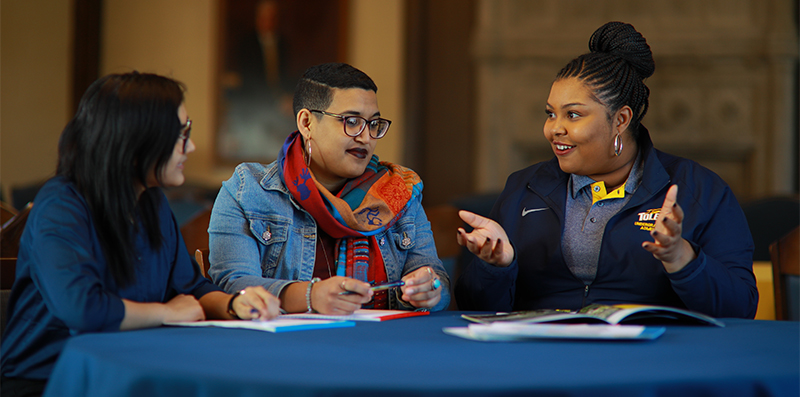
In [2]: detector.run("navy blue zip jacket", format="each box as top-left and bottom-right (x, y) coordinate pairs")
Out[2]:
(455, 129), (758, 318)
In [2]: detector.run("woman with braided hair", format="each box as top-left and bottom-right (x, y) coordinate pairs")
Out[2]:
(455, 22), (757, 318)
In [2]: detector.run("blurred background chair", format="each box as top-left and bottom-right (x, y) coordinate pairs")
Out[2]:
(1, 202), (33, 290)
(742, 196), (800, 262)
(1, 288), (10, 339)
(180, 206), (212, 281)
(1, 201), (17, 225)
(770, 226), (799, 321)
(180, 206), (212, 257)
(1, 201), (32, 341)
(10, 181), (44, 211)
(424, 204), (463, 310)
(167, 183), (216, 279)
(742, 195), (798, 320)
(195, 249), (211, 280)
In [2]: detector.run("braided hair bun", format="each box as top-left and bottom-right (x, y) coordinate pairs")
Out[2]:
(555, 21), (654, 138)
(589, 21), (655, 80)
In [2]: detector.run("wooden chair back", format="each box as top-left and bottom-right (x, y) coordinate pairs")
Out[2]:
(195, 249), (211, 280)
(0, 201), (17, 226)
(1, 288), (11, 338)
(1, 202), (32, 289)
(0, 258), (16, 290)
(180, 206), (212, 257)
(770, 226), (800, 320)
(0, 202), (32, 258)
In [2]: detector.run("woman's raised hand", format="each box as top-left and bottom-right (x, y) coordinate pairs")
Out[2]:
(456, 210), (514, 267)
(642, 184), (697, 273)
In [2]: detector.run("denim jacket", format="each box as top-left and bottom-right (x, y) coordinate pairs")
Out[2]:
(208, 161), (450, 311)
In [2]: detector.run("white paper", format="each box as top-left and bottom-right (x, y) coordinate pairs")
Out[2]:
(443, 323), (664, 341)
(165, 318), (353, 333)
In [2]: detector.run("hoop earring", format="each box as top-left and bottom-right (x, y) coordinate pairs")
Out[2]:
(613, 133), (623, 157)
(305, 137), (312, 167)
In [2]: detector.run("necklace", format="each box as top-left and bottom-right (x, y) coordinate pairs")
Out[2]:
(318, 231), (333, 278)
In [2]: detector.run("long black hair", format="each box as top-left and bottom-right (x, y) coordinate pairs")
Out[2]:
(57, 72), (186, 286)
(556, 21), (655, 143)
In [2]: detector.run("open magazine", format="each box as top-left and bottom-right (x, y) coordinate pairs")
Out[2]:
(461, 304), (724, 327)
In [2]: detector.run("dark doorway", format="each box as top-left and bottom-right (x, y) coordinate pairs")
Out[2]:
(405, 0), (477, 206)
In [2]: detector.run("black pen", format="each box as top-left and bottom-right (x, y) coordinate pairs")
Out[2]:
(338, 280), (405, 295)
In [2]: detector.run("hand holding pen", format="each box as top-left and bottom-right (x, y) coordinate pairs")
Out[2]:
(310, 276), (373, 315)
(338, 279), (406, 295)
(229, 286), (281, 321)
(400, 266), (442, 309)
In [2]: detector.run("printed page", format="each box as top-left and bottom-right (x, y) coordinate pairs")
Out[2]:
(462, 310), (608, 324)
(581, 304), (725, 327)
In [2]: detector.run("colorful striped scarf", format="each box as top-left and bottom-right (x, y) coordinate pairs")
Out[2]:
(279, 131), (423, 306)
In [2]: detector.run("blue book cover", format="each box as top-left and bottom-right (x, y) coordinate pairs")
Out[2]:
(166, 318), (356, 333)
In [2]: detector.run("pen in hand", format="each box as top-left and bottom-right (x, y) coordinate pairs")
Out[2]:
(338, 280), (405, 295)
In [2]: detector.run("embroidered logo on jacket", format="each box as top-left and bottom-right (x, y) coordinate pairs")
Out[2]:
(522, 207), (548, 217)
(634, 208), (661, 231)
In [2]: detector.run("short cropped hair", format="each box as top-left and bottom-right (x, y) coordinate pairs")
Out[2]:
(292, 63), (377, 116)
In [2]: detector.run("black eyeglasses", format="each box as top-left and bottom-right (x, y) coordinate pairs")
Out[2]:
(310, 110), (391, 139)
(178, 119), (192, 153)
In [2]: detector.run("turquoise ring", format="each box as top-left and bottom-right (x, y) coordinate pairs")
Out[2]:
(432, 278), (441, 290)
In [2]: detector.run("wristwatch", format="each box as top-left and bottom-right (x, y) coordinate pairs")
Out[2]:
(227, 289), (245, 319)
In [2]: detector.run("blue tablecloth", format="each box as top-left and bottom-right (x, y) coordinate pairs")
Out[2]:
(44, 312), (800, 396)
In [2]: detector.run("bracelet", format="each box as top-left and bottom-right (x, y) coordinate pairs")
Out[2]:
(306, 277), (321, 313)
(227, 289), (245, 319)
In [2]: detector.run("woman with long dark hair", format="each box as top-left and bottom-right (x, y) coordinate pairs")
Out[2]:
(1, 72), (280, 396)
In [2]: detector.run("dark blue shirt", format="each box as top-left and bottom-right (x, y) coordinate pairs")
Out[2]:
(1, 176), (219, 380)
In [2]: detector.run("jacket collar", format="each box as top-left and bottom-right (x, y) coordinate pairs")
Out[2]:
(258, 161), (291, 194)
(625, 126), (671, 208)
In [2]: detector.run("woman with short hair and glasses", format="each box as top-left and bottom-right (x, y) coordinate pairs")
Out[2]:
(1, 72), (280, 397)
(454, 22), (757, 319)
(208, 63), (449, 314)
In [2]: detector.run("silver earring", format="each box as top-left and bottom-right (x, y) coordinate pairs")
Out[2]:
(306, 138), (312, 167)
(613, 133), (623, 156)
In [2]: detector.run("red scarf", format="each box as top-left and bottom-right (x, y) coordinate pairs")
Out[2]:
(279, 132), (423, 308)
